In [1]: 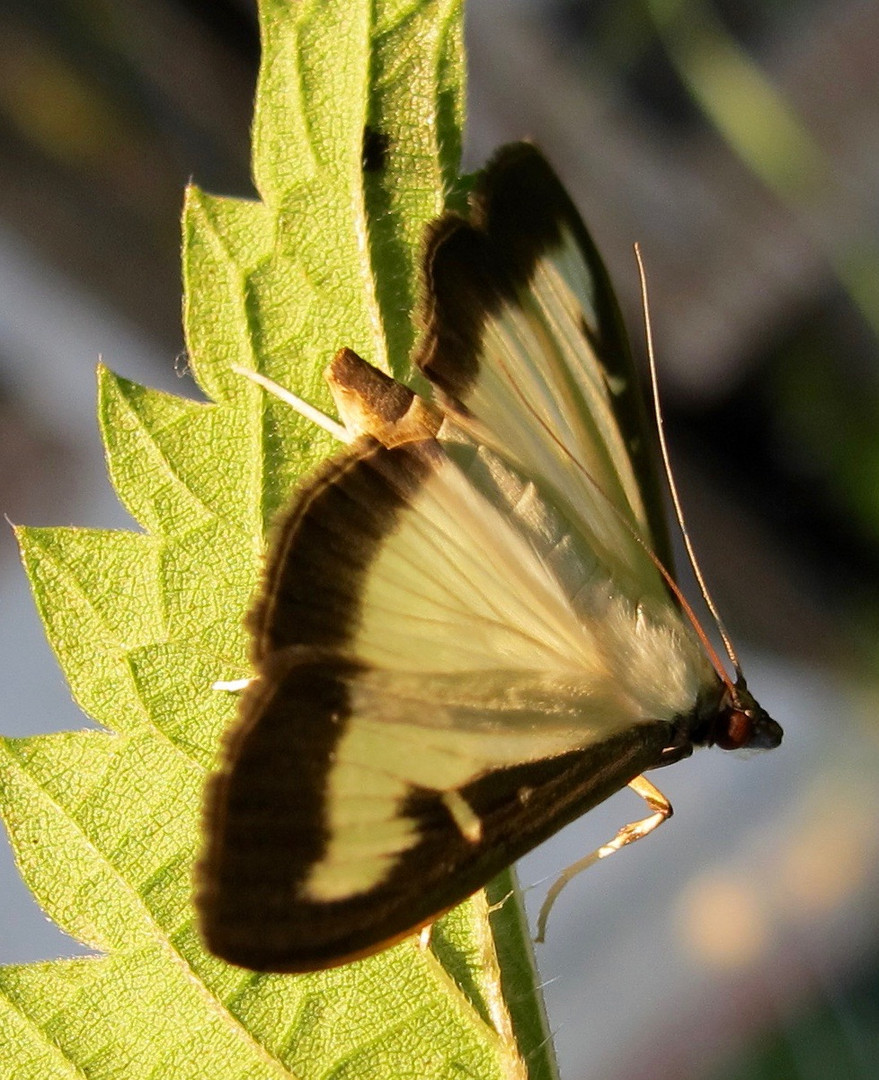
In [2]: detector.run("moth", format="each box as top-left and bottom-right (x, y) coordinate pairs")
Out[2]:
(197, 142), (782, 973)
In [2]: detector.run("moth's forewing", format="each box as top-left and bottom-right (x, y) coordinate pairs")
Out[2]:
(200, 646), (676, 971)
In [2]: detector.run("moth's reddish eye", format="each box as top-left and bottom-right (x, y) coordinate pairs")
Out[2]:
(717, 709), (754, 750)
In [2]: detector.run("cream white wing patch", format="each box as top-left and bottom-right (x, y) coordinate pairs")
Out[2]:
(301, 668), (636, 903)
(199, 651), (683, 971)
(352, 439), (714, 717)
(245, 431), (714, 707)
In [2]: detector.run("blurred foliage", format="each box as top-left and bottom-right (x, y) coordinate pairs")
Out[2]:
(554, 0), (879, 643)
(707, 955), (879, 1080)
(776, 342), (879, 552)
(646, 0), (879, 649)
(0, 0), (257, 345)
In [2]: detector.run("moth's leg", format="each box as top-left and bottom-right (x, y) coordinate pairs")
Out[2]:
(487, 889), (515, 914)
(418, 925), (433, 952)
(231, 364), (352, 443)
(535, 775), (672, 942)
(211, 676), (254, 692)
(655, 741), (693, 767)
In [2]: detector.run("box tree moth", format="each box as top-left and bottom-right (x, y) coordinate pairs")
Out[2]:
(197, 142), (782, 973)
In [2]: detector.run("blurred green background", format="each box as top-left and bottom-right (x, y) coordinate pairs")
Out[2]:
(0, 2), (877, 1078)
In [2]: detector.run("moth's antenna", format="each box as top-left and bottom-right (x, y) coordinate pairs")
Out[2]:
(634, 245), (743, 679)
(231, 364), (353, 444)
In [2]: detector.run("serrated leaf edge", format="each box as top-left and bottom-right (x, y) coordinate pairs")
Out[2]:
(0, 736), (305, 1080)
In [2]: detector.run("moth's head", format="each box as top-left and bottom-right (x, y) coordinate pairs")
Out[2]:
(714, 678), (783, 751)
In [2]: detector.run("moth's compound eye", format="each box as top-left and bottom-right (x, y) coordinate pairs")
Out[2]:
(716, 708), (754, 751)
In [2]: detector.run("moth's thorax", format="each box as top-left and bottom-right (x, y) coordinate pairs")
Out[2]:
(326, 348), (440, 447)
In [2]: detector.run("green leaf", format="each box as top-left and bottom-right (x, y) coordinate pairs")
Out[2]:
(2, 1), (558, 1078)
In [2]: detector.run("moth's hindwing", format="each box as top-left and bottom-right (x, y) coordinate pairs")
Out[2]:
(200, 651), (676, 972)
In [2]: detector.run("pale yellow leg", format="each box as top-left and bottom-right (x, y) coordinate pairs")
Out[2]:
(231, 364), (352, 444)
(535, 775), (672, 943)
(487, 889), (515, 914)
(211, 676), (254, 692)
